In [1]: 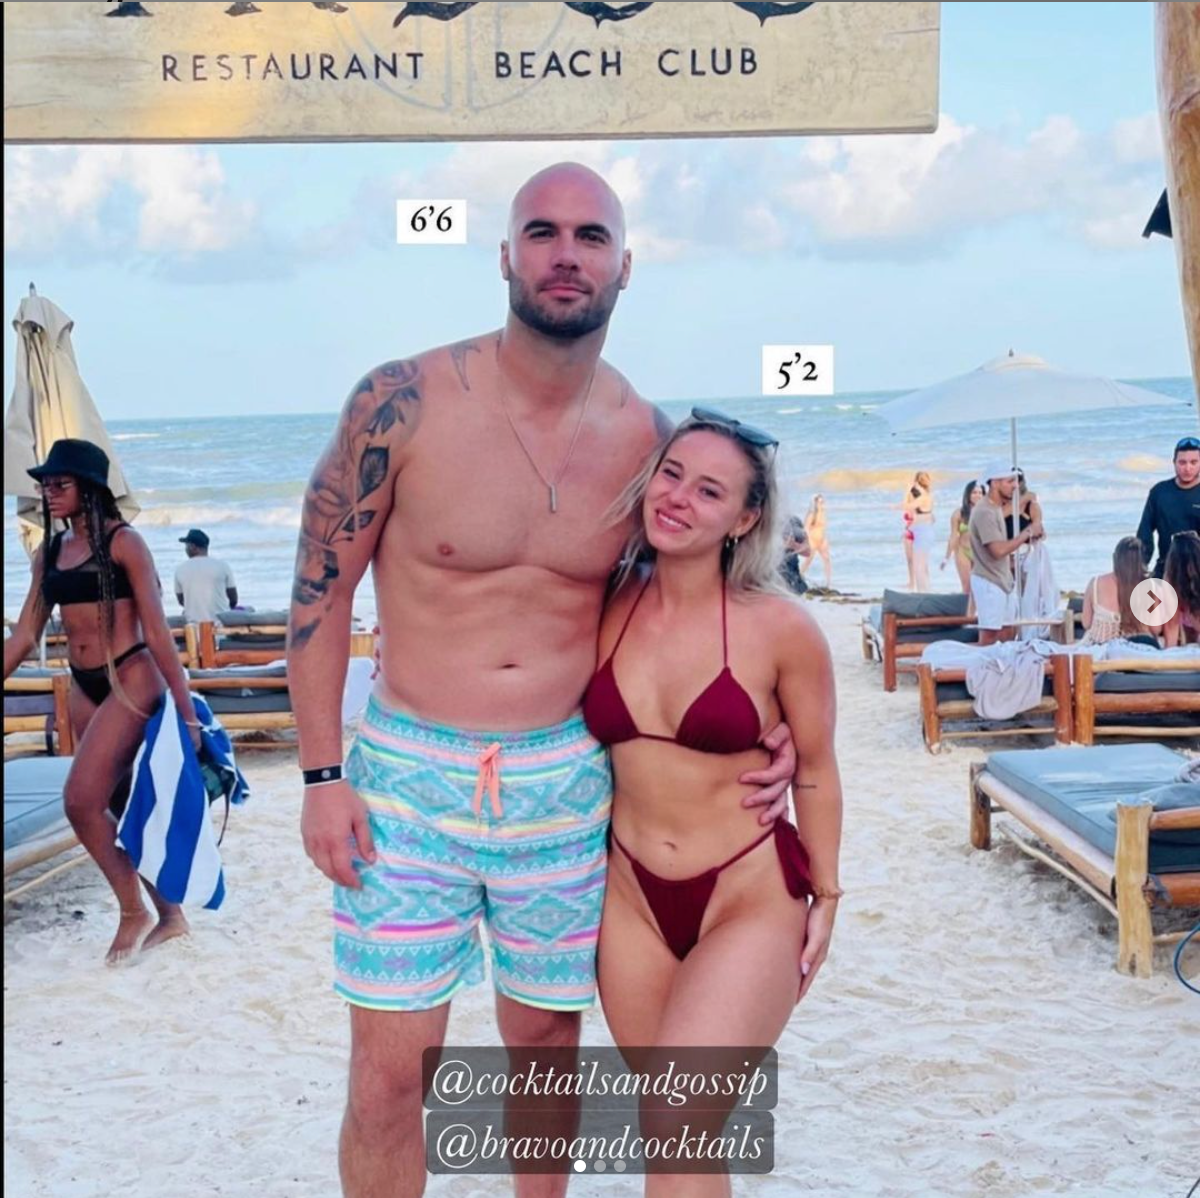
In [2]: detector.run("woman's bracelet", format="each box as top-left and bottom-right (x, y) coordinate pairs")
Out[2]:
(811, 885), (844, 901)
(183, 719), (203, 729)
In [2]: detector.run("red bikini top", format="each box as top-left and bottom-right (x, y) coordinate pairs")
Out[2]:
(582, 577), (763, 754)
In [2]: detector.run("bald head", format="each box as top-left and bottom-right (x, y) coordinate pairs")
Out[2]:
(507, 162), (626, 247)
(501, 161), (632, 342)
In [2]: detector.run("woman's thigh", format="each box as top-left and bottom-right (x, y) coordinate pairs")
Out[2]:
(67, 654), (165, 806)
(598, 882), (679, 1050)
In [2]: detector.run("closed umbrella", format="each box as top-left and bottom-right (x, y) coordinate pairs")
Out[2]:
(3, 288), (139, 556)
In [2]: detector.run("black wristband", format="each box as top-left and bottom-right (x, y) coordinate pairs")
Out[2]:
(303, 764), (343, 787)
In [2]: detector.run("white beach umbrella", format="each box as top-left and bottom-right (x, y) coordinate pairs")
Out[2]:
(3, 288), (139, 556)
(876, 351), (1189, 612)
(876, 350), (1188, 464)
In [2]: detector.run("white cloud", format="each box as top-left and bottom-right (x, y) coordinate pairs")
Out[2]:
(3, 107), (1168, 281)
(1112, 113), (1162, 164)
(4, 145), (256, 262)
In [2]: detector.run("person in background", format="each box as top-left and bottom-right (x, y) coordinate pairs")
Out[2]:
(781, 513), (811, 594)
(1001, 470), (1044, 542)
(2, 439), (200, 963)
(803, 493), (832, 588)
(174, 528), (238, 625)
(1137, 435), (1200, 578)
(903, 471), (935, 591)
(1162, 529), (1200, 647)
(942, 479), (982, 597)
(968, 463), (1043, 646)
(1079, 535), (1153, 646)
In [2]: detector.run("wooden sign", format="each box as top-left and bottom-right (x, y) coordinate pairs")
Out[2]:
(3, 2), (940, 144)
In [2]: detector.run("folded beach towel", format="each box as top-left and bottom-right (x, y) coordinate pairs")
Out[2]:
(117, 693), (248, 910)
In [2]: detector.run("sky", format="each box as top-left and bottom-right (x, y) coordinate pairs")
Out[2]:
(3, 1), (1195, 421)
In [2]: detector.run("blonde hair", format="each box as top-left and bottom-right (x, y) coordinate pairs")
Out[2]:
(606, 416), (785, 595)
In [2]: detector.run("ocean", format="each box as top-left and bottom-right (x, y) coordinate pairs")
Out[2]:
(5, 377), (1197, 624)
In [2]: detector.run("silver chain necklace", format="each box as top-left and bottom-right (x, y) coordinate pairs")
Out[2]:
(494, 355), (599, 514)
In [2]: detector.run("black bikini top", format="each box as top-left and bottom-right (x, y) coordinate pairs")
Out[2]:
(42, 526), (135, 608)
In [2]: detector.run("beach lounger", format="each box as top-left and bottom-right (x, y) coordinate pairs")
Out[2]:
(188, 664), (295, 745)
(4, 669), (74, 757)
(4, 755), (83, 903)
(917, 654), (1072, 753)
(969, 745), (1200, 976)
(860, 590), (978, 692)
(193, 610), (291, 668)
(1073, 655), (1200, 745)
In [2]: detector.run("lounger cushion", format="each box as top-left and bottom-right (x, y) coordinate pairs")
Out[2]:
(986, 745), (1200, 872)
(4, 756), (73, 851)
(1093, 670), (1200, 694)
(188, 666), (292, 714)
(216, 610), (288, 628)
(880, 590), (978, 645)
(883, 590), (969, 619)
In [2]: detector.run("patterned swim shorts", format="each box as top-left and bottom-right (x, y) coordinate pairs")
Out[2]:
(333, 697), (613, 1012)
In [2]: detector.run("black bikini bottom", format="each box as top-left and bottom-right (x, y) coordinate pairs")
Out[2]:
(69, 643), (149, 706)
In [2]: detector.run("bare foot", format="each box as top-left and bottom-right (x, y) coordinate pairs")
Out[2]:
(106, 908), (154, 965)
(143, 912), (190, 952)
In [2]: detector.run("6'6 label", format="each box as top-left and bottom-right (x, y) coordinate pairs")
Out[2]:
(397, 200), (467, 245)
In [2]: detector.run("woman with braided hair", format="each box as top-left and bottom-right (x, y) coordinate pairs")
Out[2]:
(3, 439), (202, 962)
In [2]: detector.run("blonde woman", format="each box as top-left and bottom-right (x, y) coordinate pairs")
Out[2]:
(585, 408), (843, 1194)
(803, 493), (832, 588)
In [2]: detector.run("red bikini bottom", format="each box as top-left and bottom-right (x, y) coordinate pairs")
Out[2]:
(610, 820), (813, 961)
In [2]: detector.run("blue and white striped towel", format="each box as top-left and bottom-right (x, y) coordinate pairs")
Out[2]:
(117, 692), (249, 910)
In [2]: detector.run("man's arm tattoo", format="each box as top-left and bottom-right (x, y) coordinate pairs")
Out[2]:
(290, 359), (421, 647)
(449, 339), (481, 391)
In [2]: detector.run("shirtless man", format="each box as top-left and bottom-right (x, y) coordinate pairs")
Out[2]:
(287, 164), (794, 1198)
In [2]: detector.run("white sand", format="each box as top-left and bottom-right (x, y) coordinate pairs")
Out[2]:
(5, 603), (1198, 1198)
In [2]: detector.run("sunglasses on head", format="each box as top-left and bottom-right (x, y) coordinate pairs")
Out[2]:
(689, 407), (779, 450)
(1176, 436), (1200, 453)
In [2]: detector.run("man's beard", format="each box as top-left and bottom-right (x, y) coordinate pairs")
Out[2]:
(508, 275), (622, 341)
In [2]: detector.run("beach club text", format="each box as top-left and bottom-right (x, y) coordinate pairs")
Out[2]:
(159, 45), (759, 85)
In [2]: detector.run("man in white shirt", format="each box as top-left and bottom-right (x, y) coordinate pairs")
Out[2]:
(174, 528), (238, 624)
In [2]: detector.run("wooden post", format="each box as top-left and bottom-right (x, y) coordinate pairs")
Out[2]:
(860, 622), (874, 661)
(883, 612), (899, 692)
(1051, 654), (1072, 744)
(918, 664), (941, 752)
(1156, 2), (1200, 407)
(1074, 653), (1095, 745)
(1114, 800), (1154, 978)
(184, 622), (200, 670)
(52, 672), (73, 756)
(199, 621), (218, 670)
(969, 763), (992, 851)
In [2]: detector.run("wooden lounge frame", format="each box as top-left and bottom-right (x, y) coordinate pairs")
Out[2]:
(862, 612), (976, 692)
(190, 620), (373, 668)
(1073, 656), (1200, 745)
(3, 671), (75, 756)
(969, 762), (1200, 977)
(186, 672), (295, 747)
(918, 655), (1073, 753)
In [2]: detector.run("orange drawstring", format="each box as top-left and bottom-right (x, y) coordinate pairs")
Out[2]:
(472, 742), (504, 820)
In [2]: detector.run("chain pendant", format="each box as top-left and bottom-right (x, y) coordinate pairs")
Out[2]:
(549, 485), (558, 514)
